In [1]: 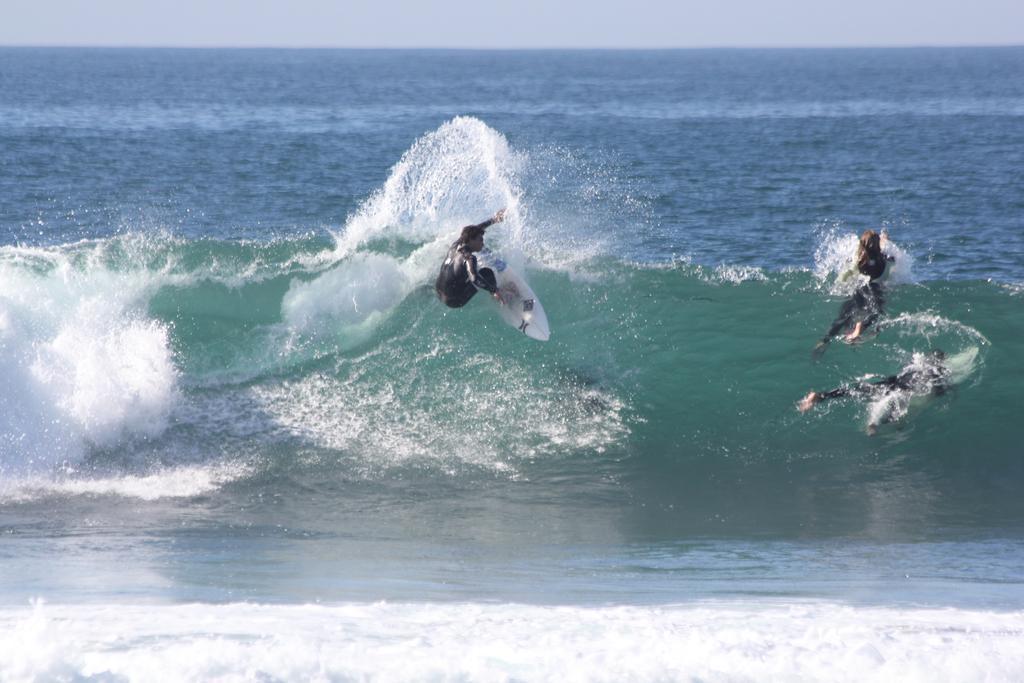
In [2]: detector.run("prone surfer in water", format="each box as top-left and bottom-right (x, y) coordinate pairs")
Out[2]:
(435, 209), (506, 308)
(814, 229), (895, 358)
(797, 350), (949, 435)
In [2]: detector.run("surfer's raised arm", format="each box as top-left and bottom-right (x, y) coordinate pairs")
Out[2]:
(468, 208), (506, 232)
(879, 230), (896, 261)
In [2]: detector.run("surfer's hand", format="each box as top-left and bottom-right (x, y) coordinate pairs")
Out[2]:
(493, 208), (506, 223)
(797, 392), (819, 413)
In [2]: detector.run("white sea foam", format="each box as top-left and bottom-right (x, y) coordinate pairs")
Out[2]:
(249, 352), (629, 476)
(0, 463), (250, 503)
(282, 251), (414, 336)
(0, 243), (181, 478)
(0, 332), (80, 475)
(708, 264), (769, 284)
(31, 303), (178, 448)
(1, 600), (1022, 682)
(334, 116), (524, 258)
(865, 386), (914, 432)
(330, 116), (618, 278)
(1001, 282), (1024, 296)
(876, 311), (991, 347)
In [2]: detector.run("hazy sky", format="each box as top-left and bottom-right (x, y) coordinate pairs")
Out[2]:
(2, 0), (1023, 48)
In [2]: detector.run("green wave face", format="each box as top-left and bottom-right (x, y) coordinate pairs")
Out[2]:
(6, 232), (1017, 474)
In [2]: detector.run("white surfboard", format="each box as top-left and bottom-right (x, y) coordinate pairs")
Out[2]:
(477, 250), (550, 341)
(945, 346), (979, 385)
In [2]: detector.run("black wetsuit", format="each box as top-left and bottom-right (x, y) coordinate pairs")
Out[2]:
(819, 252), (895, 347)
(859, 253), (888, 281)
(434, 217), (501, 308)
(818, 360), (948, 403)
(823, 281), (886, 341)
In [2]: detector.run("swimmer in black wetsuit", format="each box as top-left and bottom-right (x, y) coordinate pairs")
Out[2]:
(814, 229), (895, 358)
(435, 209), (506, 308)
(798, 350), (949, 434)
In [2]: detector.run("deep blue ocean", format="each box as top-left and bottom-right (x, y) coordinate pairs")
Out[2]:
(1, 47), (1023, 680)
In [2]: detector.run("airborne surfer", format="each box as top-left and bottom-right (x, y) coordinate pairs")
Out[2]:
(797, 350), (949, 435)
(814, 229), (895, 358)
(435, 208), (507, 308)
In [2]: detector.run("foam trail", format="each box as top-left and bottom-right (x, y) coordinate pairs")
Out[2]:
(282, 252), (414, 338)
(877, 311), (991, 347)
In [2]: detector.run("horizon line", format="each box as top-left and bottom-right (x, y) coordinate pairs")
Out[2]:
(2, 42), (1023, 51)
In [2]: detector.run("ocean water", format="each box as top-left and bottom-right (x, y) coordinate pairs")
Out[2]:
(1, 47), (1023, 680)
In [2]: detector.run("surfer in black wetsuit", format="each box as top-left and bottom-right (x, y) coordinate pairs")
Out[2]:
(435, 208), (506, 308)
(814, 229), (895, 358)
(797, 350), (949, 434)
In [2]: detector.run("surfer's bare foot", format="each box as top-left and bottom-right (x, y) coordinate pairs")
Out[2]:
(845, 322), (863, 342)
(797, 391), (819, 413)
